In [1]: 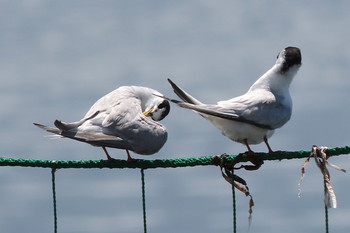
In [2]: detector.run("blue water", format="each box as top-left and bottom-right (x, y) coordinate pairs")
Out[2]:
(0, 1), (350, 232)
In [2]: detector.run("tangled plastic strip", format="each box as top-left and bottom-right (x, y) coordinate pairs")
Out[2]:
(298, 145), (346, 208)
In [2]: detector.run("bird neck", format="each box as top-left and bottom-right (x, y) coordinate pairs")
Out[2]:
(132, 86), (162, 113)
(249, 64), (299, 94)
(132, 87), (153, 112)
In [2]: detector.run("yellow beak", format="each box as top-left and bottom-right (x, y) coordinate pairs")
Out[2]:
(143, 107), (154, 117)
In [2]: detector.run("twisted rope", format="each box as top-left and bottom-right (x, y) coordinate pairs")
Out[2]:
(141, 169), (147, 233)
(51, 168), (58, 233)
(231, 169), (237, 233)
(2, 145), (349, 233)
(0, 146), (349, 169)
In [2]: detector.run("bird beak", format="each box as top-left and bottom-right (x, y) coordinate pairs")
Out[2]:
(143, 107), (154, 117)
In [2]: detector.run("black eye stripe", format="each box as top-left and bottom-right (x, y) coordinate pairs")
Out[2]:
(158, 99), (169, 109)
(155, 100), (170, 121)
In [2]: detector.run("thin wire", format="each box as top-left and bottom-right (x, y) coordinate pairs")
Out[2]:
(51, 168), (58, 233)
(232, 169), (237, 233)
(324, 180), (329, 233)
(141, 169), (147, 233)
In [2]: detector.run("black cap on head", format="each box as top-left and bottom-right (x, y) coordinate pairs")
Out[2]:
(280, 47), (302, 73)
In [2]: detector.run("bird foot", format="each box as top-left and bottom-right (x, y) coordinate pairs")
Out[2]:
(106, 155), (116, 161)
(268, 150), (282, 155)
(127, 157), (143, 162)
(241, 150), (256, 156)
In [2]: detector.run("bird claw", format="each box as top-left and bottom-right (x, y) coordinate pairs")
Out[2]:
(127, 157), (142, 163)
(268, 150), (281, 155)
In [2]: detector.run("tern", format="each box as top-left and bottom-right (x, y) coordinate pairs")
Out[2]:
(34, 86), (170, 161)
(167, 46), (301, 154)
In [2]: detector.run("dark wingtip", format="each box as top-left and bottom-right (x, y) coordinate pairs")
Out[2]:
(33, 122), (60, 133)
(166, 78), (196, 104)
(167, 78), (176, 88)
(152, 93), (181, 105)
(54, 120), (66, 130)
(33, 122), (45, 128)
(169, 99), (182, 104)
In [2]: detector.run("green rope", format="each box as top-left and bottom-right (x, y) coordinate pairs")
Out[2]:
(0, 146), (349, 169)
(231, 169), (237, 233)
(51, 168), (58, 233)
(141, 169), (147, 233)
(1, 145), (348, 233)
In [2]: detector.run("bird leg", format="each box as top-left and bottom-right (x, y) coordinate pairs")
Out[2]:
(263, 136), (282, 155)
(102, 146), (115, 161)
(263, 136), (274, 154)
(125, 150), (138, 162)
(102, 147), (138, 162)
(244, 139), (255, 155)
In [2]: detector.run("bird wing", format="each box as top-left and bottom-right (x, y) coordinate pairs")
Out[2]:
(222, 90), (291, 129)
(101, 97), (143, 128)
(33, 123), (133, 150)
(167, 79), (290, 129)
(54, 111), (100, 131)
(34, 92), (144, 150)
(83, 95), (165, 150)
(171, 89), (291, 130)
(167, 78), (203, 105)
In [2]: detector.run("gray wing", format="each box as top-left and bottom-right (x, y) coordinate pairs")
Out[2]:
(93, 96), (143, 129)
(169, 89), (291, 130)
(33, 123), (133, 150)
(217, 90), (292, 129)
(167, 78), (257, 124)
(34, 91), (144, 150)
(174, 102), (274, 129)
